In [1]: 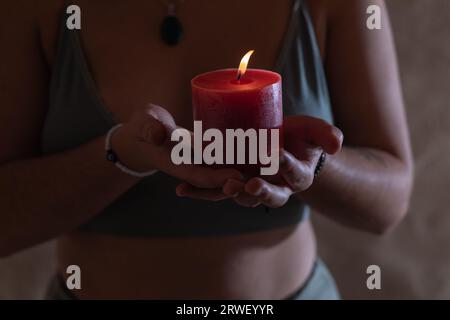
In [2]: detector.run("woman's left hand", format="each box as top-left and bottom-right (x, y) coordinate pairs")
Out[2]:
(176, 115), (344, 208)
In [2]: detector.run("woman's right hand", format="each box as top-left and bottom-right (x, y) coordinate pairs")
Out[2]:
(111, 104), (243, 191)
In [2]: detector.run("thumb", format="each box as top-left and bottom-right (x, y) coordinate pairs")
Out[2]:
(135, 104), (177, 146)
(284, 116), (344, 154)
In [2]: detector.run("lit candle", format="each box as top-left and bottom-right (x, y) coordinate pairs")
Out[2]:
(191, 50), (283, 176)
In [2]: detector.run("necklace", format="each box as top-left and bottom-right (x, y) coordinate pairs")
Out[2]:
(160, 0), (185, 46)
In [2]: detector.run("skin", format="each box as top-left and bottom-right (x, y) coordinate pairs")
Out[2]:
(0, 0), (413, 299)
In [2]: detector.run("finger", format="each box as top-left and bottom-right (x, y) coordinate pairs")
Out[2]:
(233, 192), (262, 208)
(244, 177), (292, 208)
(167, 163), (244, 189)
(223, 179), (245, 196)
(176, 183), (231, 201)
(150, 135), (244, 188)
(284, 116), (344, 154)
(137, 113), (168, 146)
(145, 104), (177, 132)
(134, 104), (177, 146)
(279, 149), (315, 192)
(150, 136), (244, 188)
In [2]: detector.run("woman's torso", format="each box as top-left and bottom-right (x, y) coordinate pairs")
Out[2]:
(37, 0), (329, 299)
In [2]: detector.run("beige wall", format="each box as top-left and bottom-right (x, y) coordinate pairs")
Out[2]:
(315, 0), (450, 299)
(1, 0), (450, 299)
(0, 243), (55, 299)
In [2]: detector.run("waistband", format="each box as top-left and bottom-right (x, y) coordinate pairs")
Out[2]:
(286, 258), (340, 300)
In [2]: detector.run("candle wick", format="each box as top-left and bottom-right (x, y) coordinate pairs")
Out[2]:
(237, 71), (242, 82)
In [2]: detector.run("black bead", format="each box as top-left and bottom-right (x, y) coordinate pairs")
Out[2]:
(160, 15), (183, 46)
(106, 150), (118, 163)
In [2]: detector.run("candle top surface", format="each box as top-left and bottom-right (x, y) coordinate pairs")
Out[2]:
(192, 69), (281, 92)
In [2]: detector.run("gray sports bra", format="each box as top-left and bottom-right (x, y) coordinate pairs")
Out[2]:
(41, 0), (333, 237)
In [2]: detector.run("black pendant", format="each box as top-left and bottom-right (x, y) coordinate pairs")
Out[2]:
(160, 15), (183, 46)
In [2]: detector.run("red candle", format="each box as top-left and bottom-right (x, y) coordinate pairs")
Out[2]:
(191, 51), (283, 176)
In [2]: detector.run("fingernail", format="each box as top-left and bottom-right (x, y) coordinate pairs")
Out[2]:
(246, 183), (261, 196)
(332, 127), (344, 144)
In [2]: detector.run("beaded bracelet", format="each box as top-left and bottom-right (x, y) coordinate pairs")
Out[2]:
(314, 152), (327, 177)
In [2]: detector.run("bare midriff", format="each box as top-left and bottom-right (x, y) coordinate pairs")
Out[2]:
(57, 221), (316, 299)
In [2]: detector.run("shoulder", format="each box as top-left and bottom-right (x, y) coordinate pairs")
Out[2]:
(1, 1), (39, 28)
(0, 0), (66, 23)
(0, 1), (66, 65)
(0, 1), (50, 52)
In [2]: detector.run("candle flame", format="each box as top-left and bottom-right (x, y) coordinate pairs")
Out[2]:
(237, 50), (255, 80)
